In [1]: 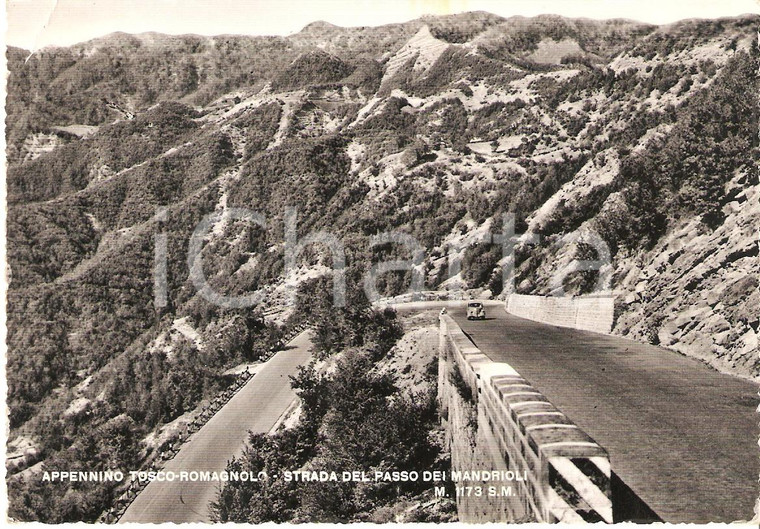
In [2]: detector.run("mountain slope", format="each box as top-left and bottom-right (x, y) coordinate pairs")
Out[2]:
(5, 12), (759, 522)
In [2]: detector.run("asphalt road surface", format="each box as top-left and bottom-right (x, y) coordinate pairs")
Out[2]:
(119, 331), (313, 523)
(449, 305), (759, 523)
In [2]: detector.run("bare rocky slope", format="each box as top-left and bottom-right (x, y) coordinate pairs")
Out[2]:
(5, 12), (759, 521)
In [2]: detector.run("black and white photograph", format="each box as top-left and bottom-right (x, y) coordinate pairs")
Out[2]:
(3, 0), (759, 524)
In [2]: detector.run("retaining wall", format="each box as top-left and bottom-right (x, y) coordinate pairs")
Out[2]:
(506, 294), (614, 334)
(439, 314), (612, 523)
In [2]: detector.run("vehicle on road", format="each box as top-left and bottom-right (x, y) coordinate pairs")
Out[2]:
(467, 302), (486, 320)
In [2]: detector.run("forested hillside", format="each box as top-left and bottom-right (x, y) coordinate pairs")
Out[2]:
(5, 12), (759, 521)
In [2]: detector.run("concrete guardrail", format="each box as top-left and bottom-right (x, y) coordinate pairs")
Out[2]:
(506, 294), (614, 334)
(439, 314), (612, 523)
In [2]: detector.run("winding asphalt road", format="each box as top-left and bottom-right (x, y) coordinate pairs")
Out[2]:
(119, 331), (313, 523)
(118, 302), (757, 523)
(448, 305), (759, 523)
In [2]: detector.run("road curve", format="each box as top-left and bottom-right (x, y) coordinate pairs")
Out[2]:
(448, 305), (758, 523)
(119, 331), (313, 523)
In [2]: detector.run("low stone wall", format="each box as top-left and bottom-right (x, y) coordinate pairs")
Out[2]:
(439, 314), (612, 523)
(506, 294), (614, 334)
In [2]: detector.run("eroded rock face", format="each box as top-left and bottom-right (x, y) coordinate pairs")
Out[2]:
(21, 132), (64, 162)
(614, 171), (759, 378)
(382, 26), (450, 85)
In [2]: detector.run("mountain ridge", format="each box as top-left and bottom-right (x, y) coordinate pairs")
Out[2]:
(5, 11), (759, 521)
